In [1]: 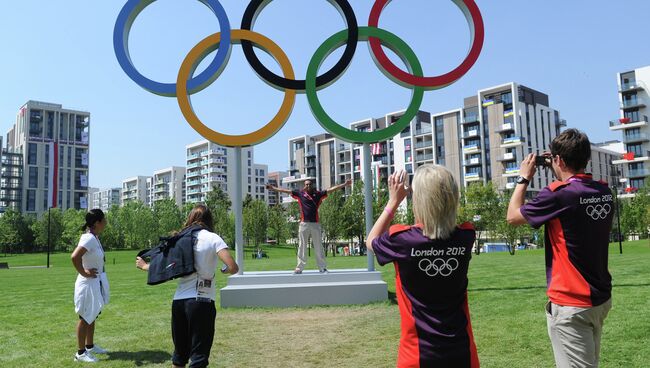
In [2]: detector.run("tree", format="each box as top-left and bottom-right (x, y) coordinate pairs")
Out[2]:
(204, 186), (234, 246)
(153, 199), (183, 236)
(460, 182), (500, 254)
(320, 189), (345, 256)
(61, 209), (85, 251)
(342, 180), (366, 247)
(284, 201), (301, 248)
(243, 199), (268, 246)
(101, 204), (125, 249)
(118, 200), (157, 249)
(0, 209), (28, 254)
(31, 209), (64, 251)
(493, 190), (529, 255)
(372, 183), (389, 222)
(267, 204), (288, 245)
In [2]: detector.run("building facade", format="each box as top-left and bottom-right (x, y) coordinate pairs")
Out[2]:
(121, 176), (151, 205)
(286, 82), (568, 196)
(4, 100), (90, 216)
(92, 188), (121, 212)
(152, 166), (186, 207)
(185, 140), (260, 206)
(0, 136), (23, 212)
(267, 171), (289, 206)
(609, 65), (650, 193)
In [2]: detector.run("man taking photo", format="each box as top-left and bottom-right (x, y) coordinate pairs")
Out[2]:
(507, 128), (613, 367)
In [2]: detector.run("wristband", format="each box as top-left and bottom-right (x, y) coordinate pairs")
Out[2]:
(383, 206), (395, 218)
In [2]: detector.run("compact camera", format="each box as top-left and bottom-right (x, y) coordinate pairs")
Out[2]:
(535, 155), (552, 167)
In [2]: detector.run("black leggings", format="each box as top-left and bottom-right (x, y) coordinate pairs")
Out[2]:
(171, 298), (216, 368)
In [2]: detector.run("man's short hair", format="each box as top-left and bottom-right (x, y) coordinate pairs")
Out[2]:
(550, 128), (591, 171)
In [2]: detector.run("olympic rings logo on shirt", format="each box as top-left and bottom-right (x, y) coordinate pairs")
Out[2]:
(586, 204), (611, 220)
(113, 0), (484, 147)
(418, 258), (459, 277)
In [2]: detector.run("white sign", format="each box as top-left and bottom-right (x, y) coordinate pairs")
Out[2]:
(81, 153), (88, 166)
(80, 197), (88, 209)
(81, 131), (89, 144)
(80, 174), (88, 187)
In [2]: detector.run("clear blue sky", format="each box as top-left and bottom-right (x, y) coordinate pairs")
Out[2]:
(1, 0), (649, 189)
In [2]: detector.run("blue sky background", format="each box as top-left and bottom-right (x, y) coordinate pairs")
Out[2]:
(1, 0), (649, 188)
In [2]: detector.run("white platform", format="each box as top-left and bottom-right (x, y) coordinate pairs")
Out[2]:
(220, 268), (388, 308)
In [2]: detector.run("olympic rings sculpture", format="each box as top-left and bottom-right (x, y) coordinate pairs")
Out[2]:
(114, 0), (484, 147)
(418, 257), (459, 277)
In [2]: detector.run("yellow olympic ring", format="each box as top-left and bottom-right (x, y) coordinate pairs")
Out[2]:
(176, 29), (296, 147)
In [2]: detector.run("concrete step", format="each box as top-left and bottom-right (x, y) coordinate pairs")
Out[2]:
(220, 280), (388, 308)
(219, 269), (388, 308)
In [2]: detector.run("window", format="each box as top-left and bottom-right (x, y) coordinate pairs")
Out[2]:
(44, 144), (49, 166)
(630, 178), (645, 189)
(28, 143), (37, 165)
(26, 190), (36, 211)
(44, 190), (48, 209)
(626, 144), (643, 156)
(29, 167), (38, 188)
(46, 112), (55, 139)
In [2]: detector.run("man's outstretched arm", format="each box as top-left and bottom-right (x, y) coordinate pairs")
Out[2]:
(326, 179), (352, 195)
(266, 183), (293, 194)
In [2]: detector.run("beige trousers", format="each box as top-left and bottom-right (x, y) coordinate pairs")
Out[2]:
(296, 222), (326, 271)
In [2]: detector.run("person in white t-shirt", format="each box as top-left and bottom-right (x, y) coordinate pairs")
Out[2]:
(136, 204), (238, 368)
(71, 209), (110, 363)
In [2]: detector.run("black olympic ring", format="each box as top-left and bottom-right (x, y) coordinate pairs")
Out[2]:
(240, 0), (358, 92)
(418, 257), (459, 277)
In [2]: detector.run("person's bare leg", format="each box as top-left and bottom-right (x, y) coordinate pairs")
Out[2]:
(77, 320), (89, 350)
(85, 321), (95, 346)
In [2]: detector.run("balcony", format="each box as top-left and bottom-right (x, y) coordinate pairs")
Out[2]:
(503, 167), (520, 177)
(612, 151), (650, 165)
(415, 153), (434, 161)
(463, 129), (479, 138)
(463, 115), (479, 124)
(337, 144), (351, 152)
(620, 98), (646, 110)
(202, 158), (225, 165)
(202, 148), (226, 156)
(627, 169), (650, 178)
(187, 170), (202, 178)
(464, 157), (481, 166)
(187, 188), (202, 194)
(557, 119), (567, 127)
(187, 152), (201, 160)
(202, 176), (225, 184)
(501, 136), (525, 147)
(498, 152), (517, 161)
(187, 162), (202, 169)
(415, 140), (433, 149)
(463, 143), (481, 153)
(619, 81), (645, 93)
(187, 179), (201, 186)
(414, 127), (432, 136)
(201, 167), (225, 175)
(153, 186), (167, 193)
(609, 115), (649, 130)
(305, 150), (316, 157)
(623, 133), (650, 144)
(464, 171), (482, 182)
(505, 182), (516, 189)
(496, 123), (514, 133)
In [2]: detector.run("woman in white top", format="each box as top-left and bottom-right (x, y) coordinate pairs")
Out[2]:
(71, 209), (110, 363)
(136, 204), (238, 368)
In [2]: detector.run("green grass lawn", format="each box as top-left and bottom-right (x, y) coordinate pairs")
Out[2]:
(0, 241), (648, 367)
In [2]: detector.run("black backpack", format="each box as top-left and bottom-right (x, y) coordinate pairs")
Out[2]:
(137, 225), (203, 285)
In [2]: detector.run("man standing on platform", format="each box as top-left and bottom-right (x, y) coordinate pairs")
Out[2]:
(267, 179), (351, 274)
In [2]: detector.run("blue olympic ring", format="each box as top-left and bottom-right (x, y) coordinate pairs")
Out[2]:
(113, 0), (232, 97)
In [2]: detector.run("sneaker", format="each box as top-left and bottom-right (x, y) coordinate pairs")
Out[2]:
(319, 269), (329, 274)
(87, 345), (108, 354)
(74, 351), (98, 363)
(293, 268), (302, 274)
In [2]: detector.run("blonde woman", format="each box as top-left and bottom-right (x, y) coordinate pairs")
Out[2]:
(367, 166), (479, 368)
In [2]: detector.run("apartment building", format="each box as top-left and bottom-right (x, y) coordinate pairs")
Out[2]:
(609, 65), (650, 194)
(92, 188), (121, 212)
(152, 166), (185, 207)
(267, 171), (289, 206)
(3, 100), (90, 216)
(121, 176), (151, 205)
(185, 140), (258, 206)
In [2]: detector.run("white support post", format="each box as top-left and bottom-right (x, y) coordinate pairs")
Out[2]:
(363, 143), (375, 271)
(234, 147), (244, 274)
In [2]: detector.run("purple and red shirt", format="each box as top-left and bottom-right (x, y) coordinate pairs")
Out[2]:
(520, 174), (613, 307)
(291, 189), (328, 223)
(372, 223), (479, 368)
